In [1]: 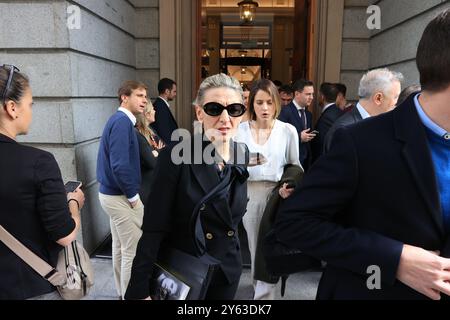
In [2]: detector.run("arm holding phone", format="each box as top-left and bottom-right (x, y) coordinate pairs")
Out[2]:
(301, 129), (318, 143)
(58, 181), (85, 247)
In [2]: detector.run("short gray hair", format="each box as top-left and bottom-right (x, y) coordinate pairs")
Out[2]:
(193, 73), (243, 106)
(358, 68), (404, 99)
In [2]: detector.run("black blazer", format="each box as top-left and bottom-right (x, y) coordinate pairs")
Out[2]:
(311, 104), (343, 162)
(323, 106), (363, 154)
(275, 95), (446, 300)
(278, 102), (313, 167)
(135, 130), (158, 203)
(125, 138), (249, 299)
(150, 97), (179, 145)
(0, 134), (75, 299)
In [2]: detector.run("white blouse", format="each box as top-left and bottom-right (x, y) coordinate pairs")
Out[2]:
(235, 120), (301, 182)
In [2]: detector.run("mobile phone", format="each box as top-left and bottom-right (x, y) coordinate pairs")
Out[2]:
(65, 181), (82, 193)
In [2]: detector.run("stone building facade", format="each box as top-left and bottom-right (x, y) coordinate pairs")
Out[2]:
(1, 0), (448, 253)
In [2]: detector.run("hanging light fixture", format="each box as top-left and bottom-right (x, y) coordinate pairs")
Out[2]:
(238, 0), (258, 23)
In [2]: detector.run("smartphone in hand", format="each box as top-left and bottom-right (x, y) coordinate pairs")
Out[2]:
(65, 181), (82, 193)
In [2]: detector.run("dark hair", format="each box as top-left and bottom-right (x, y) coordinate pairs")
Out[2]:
(242, 83), (250, 92)
(279, 84), (293, 95)
(334, 83), (347, 97)
(118, 80), (148, 103)
(248, 79), (281, 121)
(292, 79), (314, 93)
(416, 9), (450, 92)
(158, 78), (177, 95)
(397, 84), (421, 106)
(0, 66), (30, 105)
(272, 80), (283, 88)
(319, 82), (339, 103)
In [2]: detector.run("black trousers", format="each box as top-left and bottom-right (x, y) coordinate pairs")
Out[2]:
(204, 268), (240, 300)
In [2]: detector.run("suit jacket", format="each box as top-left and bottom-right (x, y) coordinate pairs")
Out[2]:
(151, 97), (179, 145)
(275, 95), (446, 300)
(125, 137), (249, 299)
(278, 102), (313, 167)
(311, 104), (343, 162)
(0, 134), (75, 299)
(136, 130), (158, 203)
(323, 106), (363, 154)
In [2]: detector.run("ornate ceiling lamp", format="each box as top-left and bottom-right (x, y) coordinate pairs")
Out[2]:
(238, 0), (259, 23)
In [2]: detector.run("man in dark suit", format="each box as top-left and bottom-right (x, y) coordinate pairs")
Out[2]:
(151, 78), (178, 145)
(278, 79), (316, 171)
(275, 9), (450, 300)
(323, 69), (403, 154)
(311, 83), (343, 162)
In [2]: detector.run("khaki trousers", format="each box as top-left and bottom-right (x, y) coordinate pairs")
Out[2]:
(243, 181), (278, 300)
(99, 193), (144, 299)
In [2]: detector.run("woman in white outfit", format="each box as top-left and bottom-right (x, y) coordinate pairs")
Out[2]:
(235, 79), (301, 300)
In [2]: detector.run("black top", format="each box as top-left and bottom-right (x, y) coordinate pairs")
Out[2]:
(323, 106), (363, 154)
(135, 130), (158, 203)
(311, 104), (343, 162)
(150, 97), (179, 145)
(0, 134), (75, 299)
(125, 137), (249, 299)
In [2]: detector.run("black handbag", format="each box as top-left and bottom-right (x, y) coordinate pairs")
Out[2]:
(150, 166), (236, 300)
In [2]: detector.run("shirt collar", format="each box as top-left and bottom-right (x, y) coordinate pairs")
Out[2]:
(356, 102), (371, 120)
(159, 96), (170, 108)
(322, 103), (334, 114)
(414, 94), (448, 139)
(293, 99), (305, 111)
(118, 107), (137, 126)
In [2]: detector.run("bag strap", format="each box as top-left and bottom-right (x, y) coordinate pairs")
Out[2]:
(190, 165), (236, 257)
(0, 224), (66, 286)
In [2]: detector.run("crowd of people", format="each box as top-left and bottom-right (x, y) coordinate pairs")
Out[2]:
(0, 9), (448, 301)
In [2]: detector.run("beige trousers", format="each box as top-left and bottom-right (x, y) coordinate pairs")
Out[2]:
(99, 193), (144, 299)
(243, 181), (278, 300)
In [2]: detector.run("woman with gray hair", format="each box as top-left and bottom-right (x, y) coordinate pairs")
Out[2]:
(125, 73), (250, 300)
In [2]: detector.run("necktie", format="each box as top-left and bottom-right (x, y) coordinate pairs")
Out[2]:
(299, 109), (307, 129)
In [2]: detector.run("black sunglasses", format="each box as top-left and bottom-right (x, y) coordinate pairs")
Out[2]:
(203, 102), (246, 117)
(2, 64), (20, 105)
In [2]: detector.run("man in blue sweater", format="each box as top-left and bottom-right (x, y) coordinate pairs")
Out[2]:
(275, 9), (450, 300)
(97, 80), (148, 299)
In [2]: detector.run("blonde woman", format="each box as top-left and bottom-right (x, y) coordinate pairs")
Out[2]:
(135, 102), (164, 202)
(235, 79), (301, 300)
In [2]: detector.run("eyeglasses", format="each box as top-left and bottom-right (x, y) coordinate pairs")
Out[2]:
(203, 102), (246, 117)
(2, 64), (20, 105)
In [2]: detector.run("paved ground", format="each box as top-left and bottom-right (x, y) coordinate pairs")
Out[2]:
(85, 258), (321, 300)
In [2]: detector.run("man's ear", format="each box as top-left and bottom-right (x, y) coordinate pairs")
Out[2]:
(373, 92), (383, 106)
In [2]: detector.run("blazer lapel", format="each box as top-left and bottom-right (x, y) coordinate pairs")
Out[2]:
(189, 158), (233, 229)
(352, 107), (363, 122)
(288, 103), (304, 131)
(394, 96), (444, 235)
